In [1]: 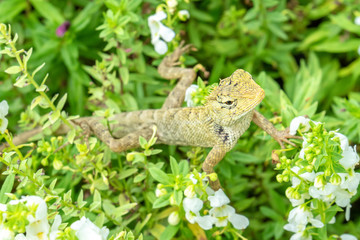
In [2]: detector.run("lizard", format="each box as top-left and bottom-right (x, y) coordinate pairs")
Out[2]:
(0, 43), (296, 190)
(80, 43), (296, 190)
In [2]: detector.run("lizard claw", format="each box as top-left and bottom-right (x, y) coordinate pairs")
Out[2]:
(273, 128), (302, 149)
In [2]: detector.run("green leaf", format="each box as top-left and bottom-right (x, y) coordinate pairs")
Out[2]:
(0, 0), (27, 22)
(29, 0), (64, 24)
(160, 225), (179, 240)
(312, 39), (360, 53)
(174, 190), (183, 205)
(57, 94), (67, 111)
(0, 174), (15, 204)
(169, 157), (179, 175)
(134, 173), (146, 183)
(139, 136), (147, 149)
(120, 67), (129, 85)
(5, 66), (21, 74)
(153, 194), (170, 208)
(90, 190), (101, 211)
(260, 206), (282, 221)
(179, 160), (189, 176)
(48, 110), (60, 124)
(148, 167), (171, 185)
(118, 168), (138, 180)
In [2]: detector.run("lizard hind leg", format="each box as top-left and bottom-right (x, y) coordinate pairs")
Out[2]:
(84, 119), (154, 152)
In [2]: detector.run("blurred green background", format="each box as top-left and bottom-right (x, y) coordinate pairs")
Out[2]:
(0, 0), (359, 239)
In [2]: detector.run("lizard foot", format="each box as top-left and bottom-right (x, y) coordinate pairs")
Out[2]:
(168, 41), (197, 64)
(273, 128), (302, 149)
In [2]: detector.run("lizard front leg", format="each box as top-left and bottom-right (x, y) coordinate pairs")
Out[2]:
(252, 110), (300, 148)
(202, 146), (227, 190)
(158, 42), (202, 109)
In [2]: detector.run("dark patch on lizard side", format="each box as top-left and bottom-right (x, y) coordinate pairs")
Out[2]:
(214, 123), (224, 135)
(223, 133), (229, 144)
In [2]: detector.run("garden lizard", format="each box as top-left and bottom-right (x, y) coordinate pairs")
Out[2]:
(82, 43), (296, 190)
(0, 43), (295, 189)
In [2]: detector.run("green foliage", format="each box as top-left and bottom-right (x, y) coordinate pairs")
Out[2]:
(1, 0), (360, 239)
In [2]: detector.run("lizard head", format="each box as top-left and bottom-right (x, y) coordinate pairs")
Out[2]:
(205, 69), (265, 126)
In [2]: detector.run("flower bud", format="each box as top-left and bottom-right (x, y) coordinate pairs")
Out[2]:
(126, 152), (135, 162)
(329, 131), (335, 138)
(168, 211), (180, 225)
(305, 154), (313, 162)
(178, 10), (190, 21)
(155, 187), (167, 197)
(285, 187), (294, 199)
(276, 163), (282, 169)
(283, 175), (289, 182)
(314, 174), (325, 188)
(324, 168), (331, 177)
(305, 165), (313, 172)
(209, 173), (218, 181)
(169, 194), (177, 205)
(315, 148), (321, 155)
(294, 192), (301, 200)
(330, 173), (341, 186)
(276, 174), (283, 183)
(184, 185), (196, 198)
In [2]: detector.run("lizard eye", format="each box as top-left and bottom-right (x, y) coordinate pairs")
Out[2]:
(225, 101), (233, 105)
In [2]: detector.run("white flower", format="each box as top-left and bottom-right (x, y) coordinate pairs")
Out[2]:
(340, 146), (359, 170)
(166, 0), (178, 13)
(178, 10), (190, 21)
(194, 215), (216, 230)
(148, 11), (175, 55)
(333, 132), (349, 151)
(184, 185), (196, 198)
(168, 211), (180, 225)
(183, 197), (203, 224)
(0, 225), (14, 240)
(184, 85), (199, 107)
(289, 116), (310, 135)
(208, 189), (230, 208)
(340, 233), (358, 240)
(355, 16), (360, 25)
(9, 196), (50, 240)
(71, 216), (109, 240)
(49, 215), (61, 240)
(14, 234), (27, 240)
(339, 172), (360, 193)
(155, 188), (167, 197)
(287, 206), (323, 228)
(208, 190), (249, 230)
(0, 100), (9, 133)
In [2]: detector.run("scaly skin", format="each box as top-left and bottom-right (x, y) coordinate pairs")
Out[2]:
(0, 43), (296, 189)
(85, 43), (295, 189)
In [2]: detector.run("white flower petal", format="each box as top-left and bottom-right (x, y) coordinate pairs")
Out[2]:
(340, 234), (358, 240)
(340, 146), (359, 170)
(0, 100), (9, 117)
(334, 132), (349, 151)
(345, 204), (351, 221)
(195, 215), (216, 230)
(289, 116), (310, 135)
(0, 118), (8, 134)
(14, 234), (27, 240)
(355, 16), (360, 25)
(184, 85), (199, 107)
(208, 189), (230, 208)
(209, 205), (235, 218)
(71, 217), (109, 240)
(228, 213), (249, 230)
(153, 39), (168, 55)
(159, 25), (175, 42)
(309, 218), (324, 228)
(183, 197), (203, 213)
